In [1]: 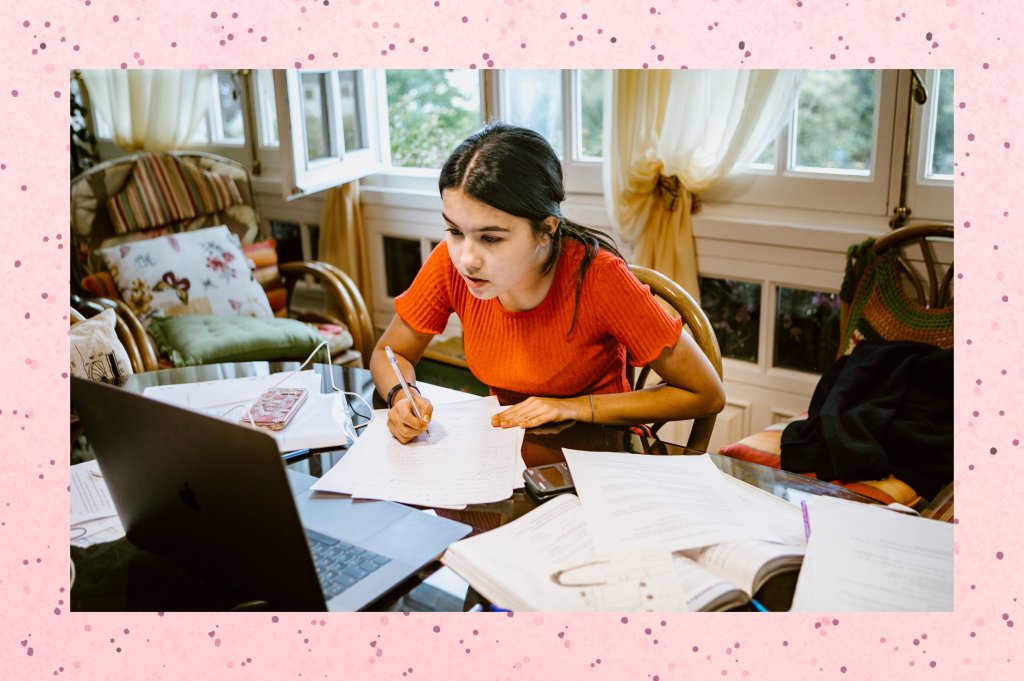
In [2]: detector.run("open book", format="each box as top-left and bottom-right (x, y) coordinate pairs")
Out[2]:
(441, 494), (804, 611)
(676, 539), (804, 611)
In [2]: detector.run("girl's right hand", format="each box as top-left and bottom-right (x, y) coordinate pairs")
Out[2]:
(386, 391), (433, 443)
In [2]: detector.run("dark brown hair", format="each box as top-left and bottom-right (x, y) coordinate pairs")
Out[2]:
(439, 122), (623, 331)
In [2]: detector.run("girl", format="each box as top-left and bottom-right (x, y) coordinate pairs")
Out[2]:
(371, 123), (724, 443)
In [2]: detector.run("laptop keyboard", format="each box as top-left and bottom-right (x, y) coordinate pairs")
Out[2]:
(306, 530), (391, 599)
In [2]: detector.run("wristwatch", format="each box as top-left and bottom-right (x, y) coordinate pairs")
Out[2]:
(386, 381), (420, 408)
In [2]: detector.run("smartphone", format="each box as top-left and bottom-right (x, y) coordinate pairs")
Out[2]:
(523, 462), (575, 499)
(244, 387), (308, 431)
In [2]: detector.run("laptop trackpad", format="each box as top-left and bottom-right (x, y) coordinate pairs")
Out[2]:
(294, 490), (411, 546)
(295, 491), (469, 565)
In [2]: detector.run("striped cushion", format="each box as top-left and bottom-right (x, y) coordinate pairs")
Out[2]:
(106, 153), (243, 234)
(242, 239), (288, 316)
(717, 417), (948, 513)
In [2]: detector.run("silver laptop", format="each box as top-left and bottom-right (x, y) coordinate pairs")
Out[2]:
(71, 376), (471, 611)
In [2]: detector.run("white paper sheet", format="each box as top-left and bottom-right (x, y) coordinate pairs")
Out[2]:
(415, 384), (527, 489)
(790, 496), (953, 612)
(143, 369), (322, 410)
(70, 460), (118, 524)
(70, 460), (126, 548)
(312, 396), (524, 507)
(443, 494), (686, 611)
(723, 475), (807, 546)
(71, 515), (126, 548)
(143, 370), (353, 451)
(563, 449), (783, 553)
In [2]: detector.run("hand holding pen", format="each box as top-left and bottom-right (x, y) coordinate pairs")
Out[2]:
(384, 345), (432, 443)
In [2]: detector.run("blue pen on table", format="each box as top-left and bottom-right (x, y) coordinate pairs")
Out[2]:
(281, 448), (311, 463)
(384, 345), (429, 436)
(749, 598), (769, 612)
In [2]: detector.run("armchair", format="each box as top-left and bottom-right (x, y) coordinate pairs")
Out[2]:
(71, 151), (373, 369)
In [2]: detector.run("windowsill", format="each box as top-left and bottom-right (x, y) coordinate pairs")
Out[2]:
(696, 201), (893, 234)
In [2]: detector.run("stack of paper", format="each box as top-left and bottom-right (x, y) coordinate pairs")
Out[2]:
(791, 496), (953, 611)
(442, 450), (809, 611)
(311, 395), (525, 507)
(70, 460), (126, 548)
(442, 494), (686, 611)
(143, 370), (355, 452)
(563, 449), (795, 552)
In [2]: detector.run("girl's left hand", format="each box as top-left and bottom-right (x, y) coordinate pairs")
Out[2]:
(491, 396), (587, 429)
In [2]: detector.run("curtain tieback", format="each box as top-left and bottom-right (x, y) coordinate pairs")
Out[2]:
(656, 174), (701, 214)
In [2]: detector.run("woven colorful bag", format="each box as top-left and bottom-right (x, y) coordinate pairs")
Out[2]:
(837, 238), (954, 356)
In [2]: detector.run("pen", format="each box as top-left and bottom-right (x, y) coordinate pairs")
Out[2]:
(750, 598), (769, 613)
(384, 345), (429, 435)
(281, 448), (311, 463)
(801, 500), (811, 542)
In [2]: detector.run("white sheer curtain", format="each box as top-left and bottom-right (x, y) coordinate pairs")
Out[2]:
(604, 70), (804, 297)
(81, 70), (215, 152)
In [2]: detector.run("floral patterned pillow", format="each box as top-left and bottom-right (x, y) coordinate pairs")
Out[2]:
(100, 225), (273, 322)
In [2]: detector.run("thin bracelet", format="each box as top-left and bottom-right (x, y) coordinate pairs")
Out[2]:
(588, 393), (595, 423)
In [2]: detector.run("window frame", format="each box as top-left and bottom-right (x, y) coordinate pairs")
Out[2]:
(899, 69), (955, 222)
(705, 70), (900, 216)
(273, 69), (389, 201)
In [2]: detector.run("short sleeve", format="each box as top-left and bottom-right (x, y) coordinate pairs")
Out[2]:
(587, 255), (683, 366)
(393, 242), (456, 335)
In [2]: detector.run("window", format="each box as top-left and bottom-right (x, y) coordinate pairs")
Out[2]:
(163, 71), (245, 146)
(502, 70), (565, 157)
(256, 68), (604, 196)
(791, 70), (877, 175)
(926, 70), (954, 179)
(715, 70), (898, 215)
(385, 70), (482, 169)
(576, 70), (605, 161)
(497, 70), (605, 193)
(90, 69), (245, 147)
(382, 237), (424, 297)
(269, 220), (319, 262)
(273, 69), (387, 200)
(255, 69), (279, 147)
(699, 277), (761, 363)
(209, 71), (245, 144)
(734, 69), (953, 222)
(903, 68), (954, 220)
(300, 72), (334, 161)
(773, 286), (841, 374)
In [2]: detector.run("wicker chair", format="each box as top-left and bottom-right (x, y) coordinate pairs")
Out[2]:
(71, 151), (373, 369)
(627, 265), (724, 452)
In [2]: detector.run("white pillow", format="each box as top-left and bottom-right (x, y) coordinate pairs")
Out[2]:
(100, 225), (273, 321)
(70, 308), (134, 382)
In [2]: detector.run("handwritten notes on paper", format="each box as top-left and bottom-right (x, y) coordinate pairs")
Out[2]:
(311, 396), (524, 507)
(563, 449), (785, 553)
(70, 460), (126, 548)
(442, 494), (686, 611)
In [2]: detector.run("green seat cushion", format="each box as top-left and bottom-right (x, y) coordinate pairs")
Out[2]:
(149, 315), (326, 367)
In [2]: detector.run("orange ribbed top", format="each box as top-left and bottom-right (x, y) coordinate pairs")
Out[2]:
(395, 240), (682, 404)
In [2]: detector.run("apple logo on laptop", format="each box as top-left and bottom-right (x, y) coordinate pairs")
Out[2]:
(178, 482), (202, 512)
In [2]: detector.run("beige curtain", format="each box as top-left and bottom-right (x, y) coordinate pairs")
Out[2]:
(605, 70), (804, 297)
(319, 182), (373, 305)
(81, 70), (214, 151)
